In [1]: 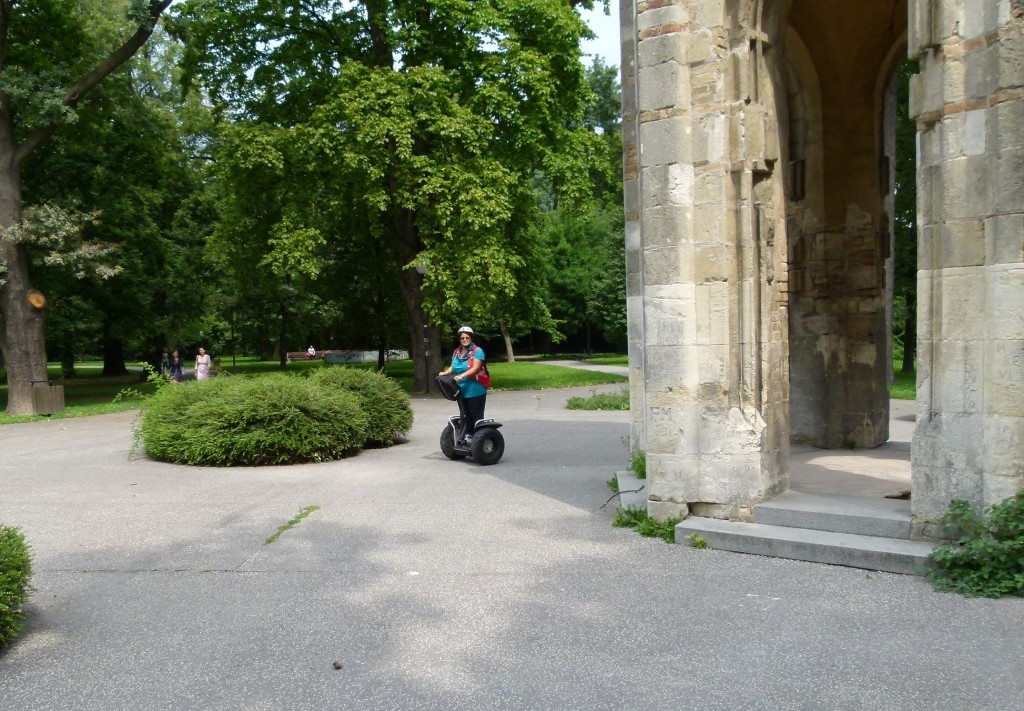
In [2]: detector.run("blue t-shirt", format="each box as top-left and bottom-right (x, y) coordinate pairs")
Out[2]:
(451, 345), (487, 398)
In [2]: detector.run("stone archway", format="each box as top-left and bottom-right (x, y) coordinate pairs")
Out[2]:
(622, 0), (1024, 531)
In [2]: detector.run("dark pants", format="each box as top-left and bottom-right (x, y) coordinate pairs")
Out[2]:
(458, 394), (487, 439)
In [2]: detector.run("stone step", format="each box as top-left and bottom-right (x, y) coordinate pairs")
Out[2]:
(754, 491), (913, 539)
(614, 471), (647, 511)
(675, 517), (935, 575)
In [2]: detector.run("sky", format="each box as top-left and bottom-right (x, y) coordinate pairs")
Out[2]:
(578, 0), (621, 68)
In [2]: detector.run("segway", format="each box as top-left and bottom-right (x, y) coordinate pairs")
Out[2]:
(436, 374), (504, 465)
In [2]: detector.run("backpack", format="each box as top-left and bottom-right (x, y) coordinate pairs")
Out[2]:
(453, 345), (490, 388)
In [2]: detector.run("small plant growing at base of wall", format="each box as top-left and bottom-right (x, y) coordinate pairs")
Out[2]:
(0, 525), (33, 647)
(630, 451), (646, 479)
(929, 491), (1024, 598)
(613, 506), (680, 543)
(685, 533), (707, 549)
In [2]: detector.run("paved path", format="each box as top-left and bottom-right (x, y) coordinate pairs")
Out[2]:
(1, 387), (1022, 710)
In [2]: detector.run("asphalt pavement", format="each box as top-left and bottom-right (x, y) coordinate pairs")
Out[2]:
(1, 384), (1022, 710)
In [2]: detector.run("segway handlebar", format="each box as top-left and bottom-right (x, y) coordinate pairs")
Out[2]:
(436, 373), (462, 401)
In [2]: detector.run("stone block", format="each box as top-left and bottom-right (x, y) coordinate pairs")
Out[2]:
(648, 452), (700, 492)
(939, 157), (969, 220)
(694, 243), (733, 283)
(992, 99), (1024, 152)
(908, 0), (936, 56)
(918, 125), (942, 168)
(639, 59), (690, 111)
(963, 108), (987, 156)
(939, 269), (986, 340)
(939, 220), (986, 267)
(642, 162), (696, 207)
(918, 224), (937, 271)
(624, 177), (640, 216)
(644, 245), (684, 285)
(993, 147), (1024, 214)
(639, 116), (692, 167)
(625, 218), (642, 253)
(638, 32), (689, 69)
(909, 60), (942, 120)
(697, 0), (725, 28)
(932, 339), (967, 413)
(697, 283), (731, 345)
(643, 204), (690, 246)
(942, 54), (967, 105)
(997, 34), (1024, 91)
(932, 2), (963, 42)
(987, 339), (1024, 416)
(636, 4), (689, 34)
(985, 213), (1024, 265)
(965, 45), (999, 100)
(626, 295), (645, 338)
(646, 341), (700, 391)
(694, 171), (725, 205)
(646, 403), (701, 455)
(688, 112), (729, 163)
(962, 0), (987, 38)
(692, 202), (724, 244)
(987, 268), (1024, 340)
(941, 112), (966, 160)
(983, 416), (1024, 480)
(646, 279), (697, 335)
(687, 31), (713, 64)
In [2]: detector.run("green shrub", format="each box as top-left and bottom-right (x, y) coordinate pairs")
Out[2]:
(0, 525), (33, 646)
(929, 492), (1024, 598)
(139, 373), (369, 466)
(565, 387), (629, 411)
(309, 366), (412, 445)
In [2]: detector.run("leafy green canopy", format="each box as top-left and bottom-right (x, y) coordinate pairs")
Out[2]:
(172, 0), (603, 368)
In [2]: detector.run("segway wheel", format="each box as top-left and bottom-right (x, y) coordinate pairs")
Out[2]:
(470, 429), (504, 465)
(440, 423), (467, 460)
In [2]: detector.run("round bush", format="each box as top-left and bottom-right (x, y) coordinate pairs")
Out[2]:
(309, 366), (413, 445)
(139, 373), (369, 466)
(0, 525), (33, 647)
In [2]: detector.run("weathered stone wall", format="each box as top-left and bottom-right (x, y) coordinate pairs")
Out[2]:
(624, 0), (1024, 529)
(910, 0), (1024, 529)
(624, 0), (791, 521)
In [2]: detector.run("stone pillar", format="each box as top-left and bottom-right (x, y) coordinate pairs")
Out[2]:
(910, 0), (1024, 531)
(625, 0), (789, 521)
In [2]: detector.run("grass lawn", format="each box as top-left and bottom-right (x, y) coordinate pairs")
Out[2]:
(890, 369), (916, 400)
(0, 358), (626, 425)
(0, 356), (917, 423)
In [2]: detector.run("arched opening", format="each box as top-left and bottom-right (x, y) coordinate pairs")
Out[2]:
(781, 0), (908, 455)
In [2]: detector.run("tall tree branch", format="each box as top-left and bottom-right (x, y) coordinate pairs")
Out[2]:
(13, 0), (173, 167)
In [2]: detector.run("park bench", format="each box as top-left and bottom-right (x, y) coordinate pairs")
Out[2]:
(286, 350), (324, 362)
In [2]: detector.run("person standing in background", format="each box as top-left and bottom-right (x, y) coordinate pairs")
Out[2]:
(195, 347), (212, 381)
(168, 350), (185, 383)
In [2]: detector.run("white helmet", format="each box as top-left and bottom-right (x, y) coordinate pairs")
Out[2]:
(457, 326), (474, 335)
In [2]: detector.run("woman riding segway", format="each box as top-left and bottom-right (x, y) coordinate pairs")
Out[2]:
(436, 326), (504, 464)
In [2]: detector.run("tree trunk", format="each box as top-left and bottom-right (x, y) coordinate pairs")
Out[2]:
(278, 301), (288, 369)
(0, 161), (48, 415)
(500, 322), (515, 363)
(101, 316), (128, 376)
(393, 210), (442, 393)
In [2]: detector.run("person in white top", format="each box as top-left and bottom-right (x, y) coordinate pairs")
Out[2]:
(195, 347), (212, 380)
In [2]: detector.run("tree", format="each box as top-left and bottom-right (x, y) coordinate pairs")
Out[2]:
(893, 58), (917, 375)
(0, 0), (173, 414)
(173, 0), (600, 391)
